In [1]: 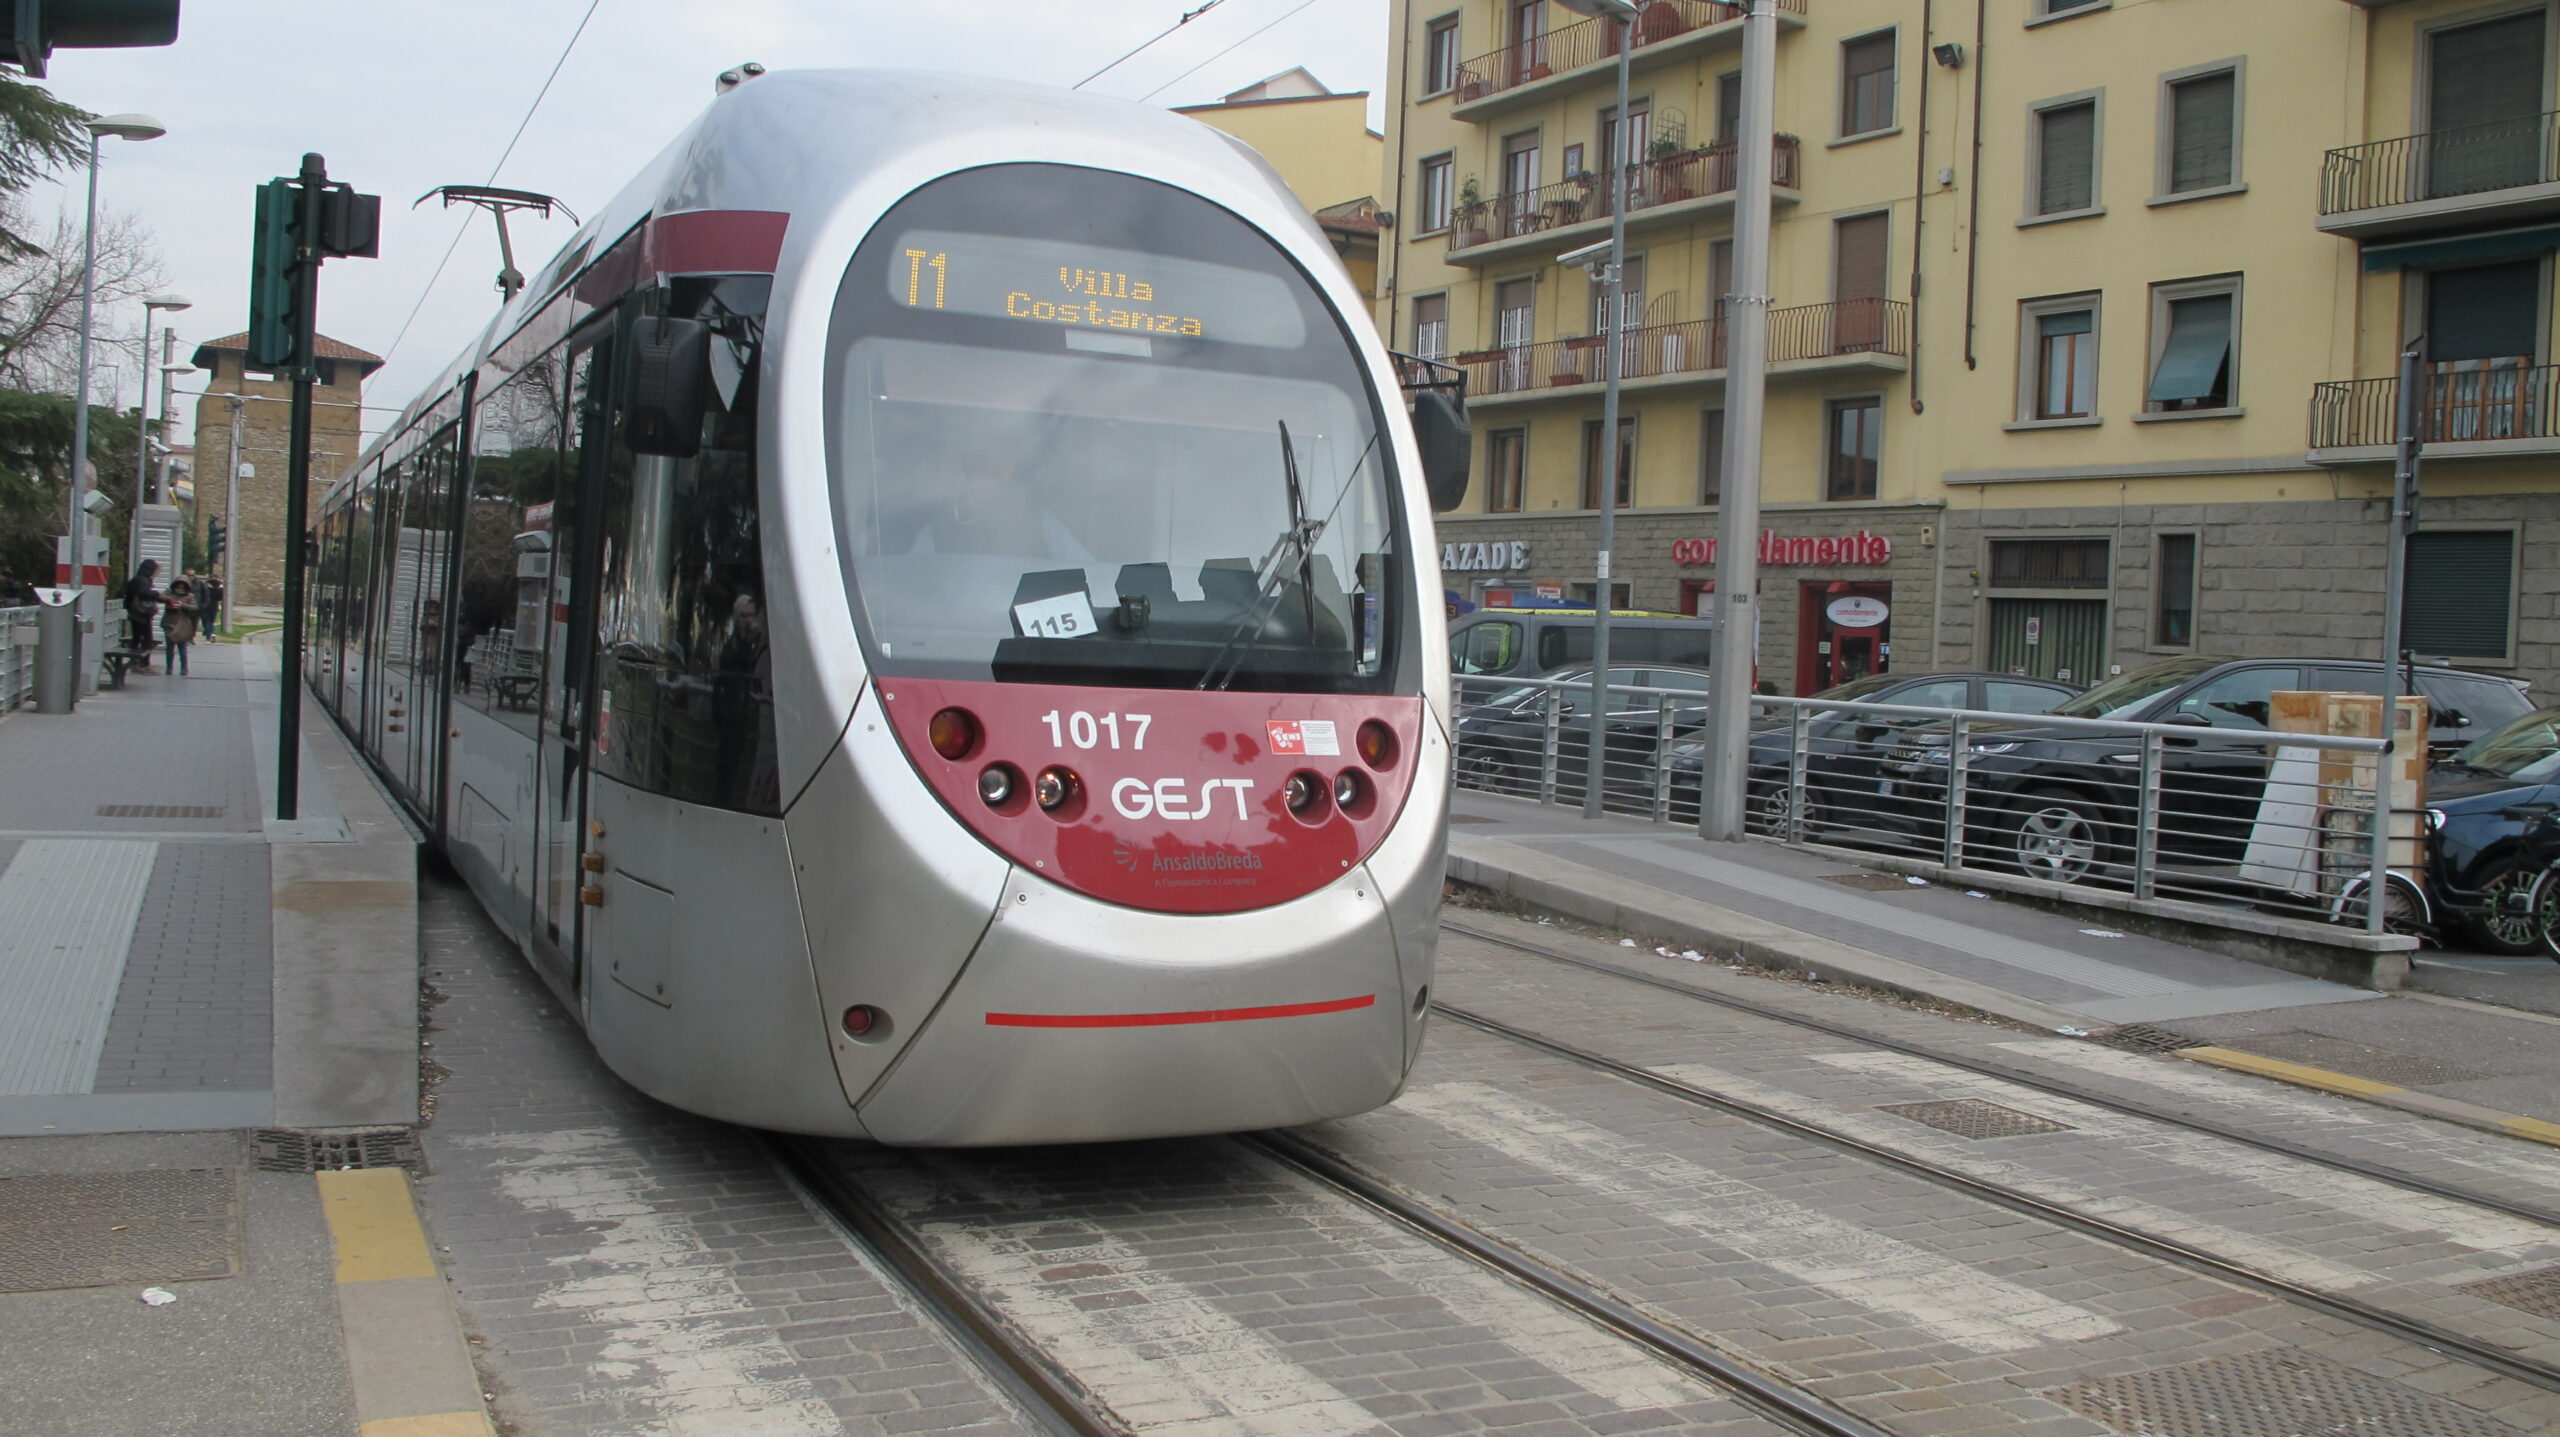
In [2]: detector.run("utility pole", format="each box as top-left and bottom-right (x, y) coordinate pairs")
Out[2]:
(1699, 0), (1777, 840)
(2367, 335), (2425, 932)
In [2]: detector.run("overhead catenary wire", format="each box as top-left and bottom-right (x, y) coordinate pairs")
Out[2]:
(1137, 0), (1327, 102)
(1073, 0), (1227, 90)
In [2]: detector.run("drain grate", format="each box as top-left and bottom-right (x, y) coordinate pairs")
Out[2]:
(2086, 1023), (2198, 1055)
(2224, 1031), (2494, 1087)
(2460, 1265), (2560, 1321)
(2048, 1348), (2517, 1437)
(95, 804), (225, 819)
(0, 1169), (241, 1293)
(252, 1128), (422, 1173)
(1879, 1098), (2075, 1140)
(1820, 871), (1920, 891)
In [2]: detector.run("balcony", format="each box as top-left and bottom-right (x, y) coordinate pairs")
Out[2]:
(2307, 361), (2560, 463)
(2318, 111), (2560, 240)
(1452, 300), (1908, 408)
(1444, 138), (1802, 268)
(1449, 0), (1807, 124)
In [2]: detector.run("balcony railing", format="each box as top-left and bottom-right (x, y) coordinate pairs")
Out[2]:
(1451, 0), (1805, 107)
(2309, 360), (2560, 449)
(2319, 109), (2560, 216)
(1454, 299), (1908, 398)
(1448, 138), (1801, 256)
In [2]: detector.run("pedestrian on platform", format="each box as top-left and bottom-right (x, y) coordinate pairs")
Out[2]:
(201, 571), (225, 640)
(121, 558), (161, 671)
(160, 579), (197, 675)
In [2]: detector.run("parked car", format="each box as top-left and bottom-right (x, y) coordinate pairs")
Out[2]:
(1656, 671), (2083, 829)
(1450, 608), (1714, 683)
(1879, 655), (2535, 884)
(2425, 708), (2560, 955)
(1454, 664), (1714, 804)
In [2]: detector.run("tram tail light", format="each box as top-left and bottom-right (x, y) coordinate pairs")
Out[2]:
(841, 1004), (884, 1038)
(978, 764), (1020, 808)
(1356, 720), (1398, 770)
(929, 707), (980, 760)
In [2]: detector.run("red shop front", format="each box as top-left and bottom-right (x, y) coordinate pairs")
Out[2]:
(1670, 529), (1896, 695)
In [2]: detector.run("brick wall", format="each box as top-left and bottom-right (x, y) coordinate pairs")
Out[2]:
(187, 351), (370, 607)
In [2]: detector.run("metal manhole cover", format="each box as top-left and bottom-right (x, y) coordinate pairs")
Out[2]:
(2460, 1265), (2560, 1320)
(0, 1169), (241, 1293)
(1878, 1098), (2075, 1139)
(2225, 1031), (2494, 1087)
(2048, 1348), (2516, 1437)
(252, 1128), (422, 1173)
(1820, 871), (1916, 891)
(95, 804), (224, 819)
(2087, 1024), (2197, 1055)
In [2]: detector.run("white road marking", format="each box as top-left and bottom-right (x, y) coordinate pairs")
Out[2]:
(0, 839), (156, 1095)
(1397, 1082), (2123, 1352)
(459, 1129), (843, 1437)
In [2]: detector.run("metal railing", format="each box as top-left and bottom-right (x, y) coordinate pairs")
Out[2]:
(1451, 0), (1805, 106)
(1, 606), (33, 711)
(1448, 137), (1801, 256)
(1453, 678), (2406, 932)
(1456, 299), (1908, 397)
(2320, 109), (2560, 216)
(2310, 361), (2560, 449)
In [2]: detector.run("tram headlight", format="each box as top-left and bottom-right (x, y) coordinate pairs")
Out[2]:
(1333, 769), (1368, 814)
(978, 764), (1017, 807)
(1285, 771), (1324, 814)
(1035, 765), (1079, 811)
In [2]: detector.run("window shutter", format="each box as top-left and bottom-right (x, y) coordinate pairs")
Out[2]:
(1834, 214), (1888, 302)
(2170, 72), (2235, 193)
(2038, 102), (2096, 214)
(2404, 531), (2513, 658)
(2146, 293), (2232, 403)
(2426, 260), (2539, 364)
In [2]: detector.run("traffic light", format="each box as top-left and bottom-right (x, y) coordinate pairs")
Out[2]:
(319, 186), (378, 259)
(204, 516), (224, 568)
(247, 177), (298, 370)
(2, 0), (180, 78)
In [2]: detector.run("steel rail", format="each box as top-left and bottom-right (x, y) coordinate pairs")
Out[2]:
(1246, 1130), (1896, 1437)
(1429, 998), (2560, 1396)
(765, 1138), (1123, 1437)
(1446, 917), (2560, 1229)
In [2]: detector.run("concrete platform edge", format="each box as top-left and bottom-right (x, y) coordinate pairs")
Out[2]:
(319, 1168), (496, 1436)
(2177, 1045), (2560, 1150)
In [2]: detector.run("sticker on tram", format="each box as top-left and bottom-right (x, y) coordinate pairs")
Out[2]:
(1266, 719), (1339, 757)
(1012, 590), (1095, 639)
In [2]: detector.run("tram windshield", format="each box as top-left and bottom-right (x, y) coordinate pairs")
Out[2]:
(827, 164), (1402, 693)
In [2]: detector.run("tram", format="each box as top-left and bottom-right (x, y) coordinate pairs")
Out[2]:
(305, 69), (1471, 1144)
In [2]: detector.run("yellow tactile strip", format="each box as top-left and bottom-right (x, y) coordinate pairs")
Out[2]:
(2178, 1046), (2560, 1149)
(315, 1168), (494, 1437)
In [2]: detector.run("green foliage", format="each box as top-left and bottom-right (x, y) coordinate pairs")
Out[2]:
(0, 71), (87, 257)
(0, 385), (137, 584)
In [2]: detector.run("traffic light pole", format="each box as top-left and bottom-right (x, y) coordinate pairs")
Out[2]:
(275, 153), (326, 820)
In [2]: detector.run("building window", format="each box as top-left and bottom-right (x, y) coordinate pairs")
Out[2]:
(2154, 532), (2197, 647)
(2161, 65), (2239, 196)
(1840, 30), (1896, 138)
(1991, 537), (2111, 588)
(1825, 397), (1881, 501)
(1419, 154), (1453, 231)
(2406, 530), (2517, 662)
(1487, 428), (1526, 513)
(2030, 94), (2100, 218)
(1424, 13), (1460, 95)
(2040, 0), (2105, 15)
(1698, 408), (1724, 504)
(1413, 294), (1448, 361)
(2019, 295), (2099, 421)
(1591, 253), (1644, 335)
(2145, 277), (2239, 412)
(1580, 416), (1635, 509)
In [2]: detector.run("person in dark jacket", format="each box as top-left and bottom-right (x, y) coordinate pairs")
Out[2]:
(121, 559), (161, 670)
(160, 578), (198, 675)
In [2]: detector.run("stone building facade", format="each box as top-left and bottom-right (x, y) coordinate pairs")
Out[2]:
(187, 333), (382, 607)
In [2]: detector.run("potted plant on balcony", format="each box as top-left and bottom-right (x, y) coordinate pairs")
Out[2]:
(1454, 177), (1489, 248)
(1649, 135), (1695, 202)
(1635, 0), (1690, 45)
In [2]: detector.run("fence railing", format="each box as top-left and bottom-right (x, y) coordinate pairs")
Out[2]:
(1451, 0), (1805, 106)
(1454, 299), (1908, 398)
(2310, 361), (2560, 449)
(1449, 137), (1801, 256)
(2320, 109), (2560, 215)
(1452, 677), (2406, 933)
(1, 605), (35, 712)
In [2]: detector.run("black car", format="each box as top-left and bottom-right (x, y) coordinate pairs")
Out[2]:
(1882, 655), (2535, 884)
(2425, 708), (2560, 955)
(1454, 664), (1713, 804)
(1657, 671), (2082, 830)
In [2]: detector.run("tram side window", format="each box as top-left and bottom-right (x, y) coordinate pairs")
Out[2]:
(455, 348), (573, 726)
(594, 277), (780, 815)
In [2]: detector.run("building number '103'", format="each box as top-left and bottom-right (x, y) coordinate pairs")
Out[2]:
(1041, 711), (1153, 751)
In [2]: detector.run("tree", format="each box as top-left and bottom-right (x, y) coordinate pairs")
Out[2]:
(0, 386), (135, 586)
(0, 203), (166, 395)
(0, 71), (88, 258)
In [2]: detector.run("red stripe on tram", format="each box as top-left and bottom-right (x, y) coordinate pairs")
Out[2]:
(985, 994), (1378, 1029)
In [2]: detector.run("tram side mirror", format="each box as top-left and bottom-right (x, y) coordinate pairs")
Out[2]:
(1412, 389), (1471, 512)
(626, 316), (711, 458)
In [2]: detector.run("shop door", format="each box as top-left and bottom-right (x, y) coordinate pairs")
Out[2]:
(1796, 581), (1891, 694)
(1986, 597), (2105, 685)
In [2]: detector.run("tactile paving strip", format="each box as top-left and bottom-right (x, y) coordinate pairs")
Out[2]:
(2460, 1265), (2560, 1321)
(0, 1169), (240, 1293)
(2048, 1348), (2516, 1437)
(95, 805), (225, 819)
(2226, 1030), (2496, 1087)
(252, 1127), (421, 1173)
(1878, 1097), (2076, 1139)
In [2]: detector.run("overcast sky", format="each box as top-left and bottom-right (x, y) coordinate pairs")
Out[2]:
(33, 0), (1390, 436)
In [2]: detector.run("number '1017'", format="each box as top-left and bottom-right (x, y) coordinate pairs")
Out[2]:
(1041, 711), (1152, 750)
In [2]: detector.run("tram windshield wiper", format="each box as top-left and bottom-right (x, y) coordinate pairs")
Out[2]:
(1197, 422), (1326, 691)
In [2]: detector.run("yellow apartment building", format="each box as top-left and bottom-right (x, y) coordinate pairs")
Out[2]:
(1382, 0), (2560, 698)
(1180, 68), (1387, 300)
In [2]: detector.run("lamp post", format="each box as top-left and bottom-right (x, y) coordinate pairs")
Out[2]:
(61, 112), (163, 700)
(135, 293), (189, 513)
(1555, 0), (1640, 817)
(155, 357), (198, 504)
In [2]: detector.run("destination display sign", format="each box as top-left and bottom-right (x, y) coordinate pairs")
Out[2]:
(887, 229), (1306, 349)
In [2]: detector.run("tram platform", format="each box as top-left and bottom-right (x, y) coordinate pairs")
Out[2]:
(1449, 786), (2560, 1148)
(0, 636), (491, 1435)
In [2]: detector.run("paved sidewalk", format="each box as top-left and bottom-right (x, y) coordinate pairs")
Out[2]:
(1450, 787), (2560, 1145)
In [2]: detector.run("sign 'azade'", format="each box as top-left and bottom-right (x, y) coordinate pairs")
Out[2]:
(1670, 529), (1893, 567)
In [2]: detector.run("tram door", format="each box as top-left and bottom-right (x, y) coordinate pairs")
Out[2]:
(531, 336), (616, 991)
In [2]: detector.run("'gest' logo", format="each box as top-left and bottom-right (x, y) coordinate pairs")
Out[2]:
(1112, 777), (1255, 821)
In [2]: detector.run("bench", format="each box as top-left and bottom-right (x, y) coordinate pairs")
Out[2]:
(100, 645), (153, 688)
(490, 673), (540, 710)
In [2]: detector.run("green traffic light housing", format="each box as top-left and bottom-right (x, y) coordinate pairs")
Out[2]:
(2, 0), (180, 78)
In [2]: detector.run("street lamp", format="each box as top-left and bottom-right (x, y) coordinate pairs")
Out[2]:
(136, 293), (189, 512)
(61, 112), (163, 701)
(1554, 0), (1639, 818)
